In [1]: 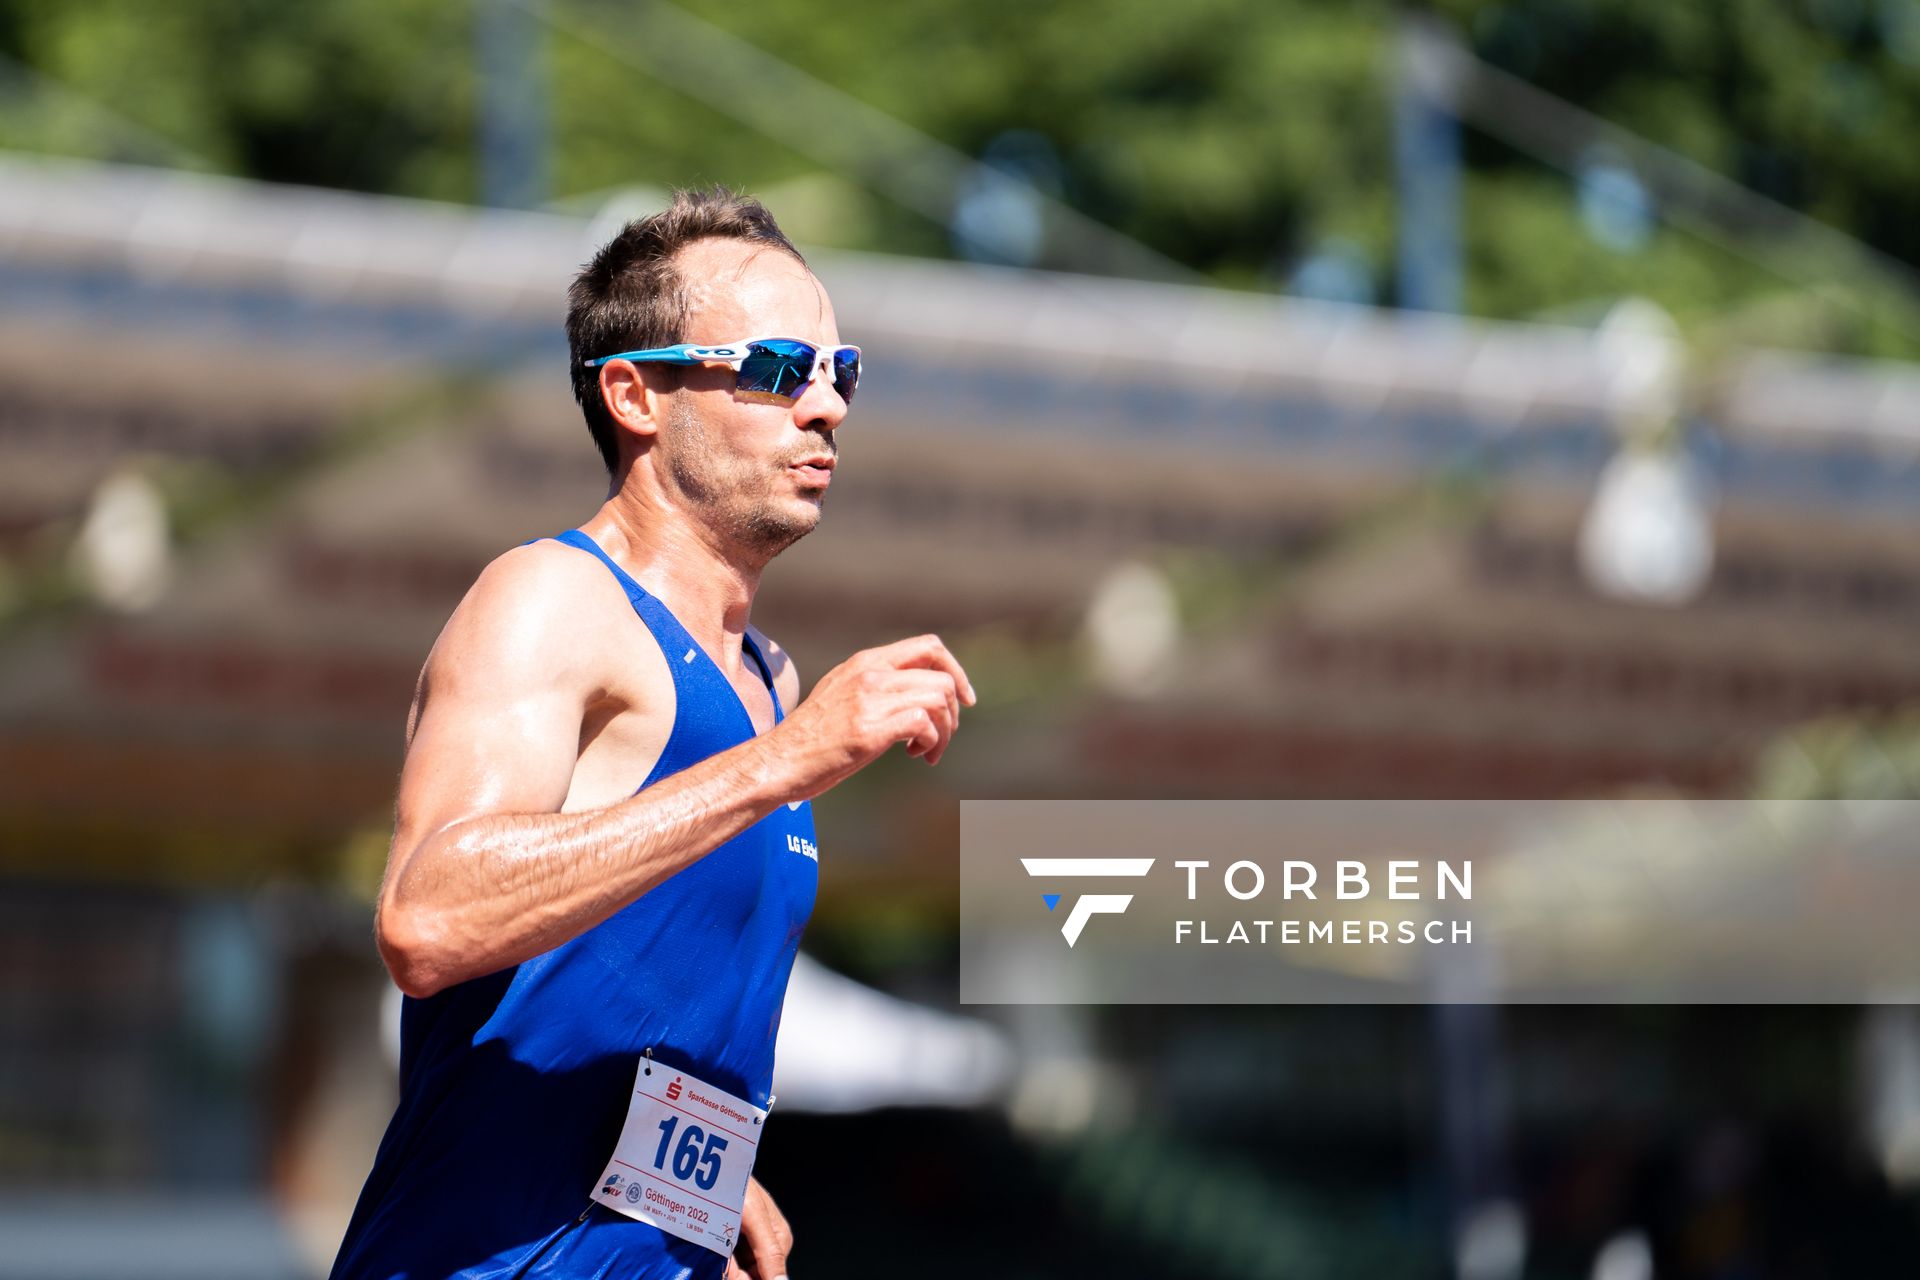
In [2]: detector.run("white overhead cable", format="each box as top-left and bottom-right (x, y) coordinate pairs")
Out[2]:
(0, 48), (212, 170)
(512, 0), (1199, 284)
(1402, 18), (1920, 339)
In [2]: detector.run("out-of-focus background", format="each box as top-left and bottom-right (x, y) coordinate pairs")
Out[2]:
(3, 1), (1920, 1275)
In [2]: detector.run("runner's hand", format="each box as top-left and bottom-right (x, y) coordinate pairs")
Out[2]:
(770, 634), (976, 789)
(727, 1176), (792, 1280)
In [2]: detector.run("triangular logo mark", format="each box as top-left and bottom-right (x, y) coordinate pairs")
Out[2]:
(1042, 894), (1061, 912)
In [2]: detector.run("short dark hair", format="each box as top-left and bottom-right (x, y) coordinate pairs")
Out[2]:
(565, 186), (807, 474)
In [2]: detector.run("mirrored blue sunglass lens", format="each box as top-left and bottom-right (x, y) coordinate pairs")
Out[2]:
(832, 350), (860, 404)
(738, 341), (815, 399)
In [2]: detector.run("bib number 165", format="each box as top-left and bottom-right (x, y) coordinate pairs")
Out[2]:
(654, 1115), (728, 1191)
(594, 1060), (764, 1257)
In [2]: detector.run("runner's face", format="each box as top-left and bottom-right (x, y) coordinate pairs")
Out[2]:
(658, 239), (847, 560)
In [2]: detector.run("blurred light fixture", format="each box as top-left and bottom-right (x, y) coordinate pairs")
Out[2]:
(1083, 561), (1180, 694)
(950, 170), (1044, 266)
(1577, 148), (1655, 253)
(949, 130), (1061, 267)
(1596, 296), (1682, 424)
(72, 469), (172, 612)
(1590, 1230), (1654, 1280)
(1578, 445), (1715, 606)
(1285, 236), (1377, 305)
(1456, 1198), (1526, 1280)
(1579, 300), (1713, 606)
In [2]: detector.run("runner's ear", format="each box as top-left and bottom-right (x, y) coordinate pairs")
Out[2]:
(599, 360), (670, 445)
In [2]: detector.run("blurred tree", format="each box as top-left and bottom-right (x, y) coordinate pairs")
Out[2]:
(0, 0), (477, 195)
(1, 0), (1916, 352)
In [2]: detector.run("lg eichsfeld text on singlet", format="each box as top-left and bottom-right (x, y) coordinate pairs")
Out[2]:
(332, 529), (819, 1280)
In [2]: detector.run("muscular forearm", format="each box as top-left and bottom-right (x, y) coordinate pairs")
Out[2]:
(378, 734), (805, 997)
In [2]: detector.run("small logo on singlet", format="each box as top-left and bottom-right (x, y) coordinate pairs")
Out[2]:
(683, 648), (697, 663)
(786, 800), (804, 811)
(787, 834), (818, 861)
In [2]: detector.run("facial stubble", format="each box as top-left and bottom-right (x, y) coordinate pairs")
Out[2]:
(662, 397), (825, 561)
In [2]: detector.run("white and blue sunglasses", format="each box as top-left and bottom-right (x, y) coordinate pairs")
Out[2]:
(584, 337), (861, 406)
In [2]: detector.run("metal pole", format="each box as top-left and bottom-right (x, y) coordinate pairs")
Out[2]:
(1393, 19), (1464, 313)
(476, 0), (548, 209)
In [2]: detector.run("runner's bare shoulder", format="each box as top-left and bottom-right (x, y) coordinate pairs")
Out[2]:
(410, 539), (631, 734)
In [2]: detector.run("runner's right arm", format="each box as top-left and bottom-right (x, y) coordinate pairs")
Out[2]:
(374, 545), (972, 999)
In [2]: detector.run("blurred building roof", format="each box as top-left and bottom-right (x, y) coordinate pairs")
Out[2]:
(4, 153), (1920, 882)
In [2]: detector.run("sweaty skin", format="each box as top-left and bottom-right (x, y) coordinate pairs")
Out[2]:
(373, 238), (973, 1280)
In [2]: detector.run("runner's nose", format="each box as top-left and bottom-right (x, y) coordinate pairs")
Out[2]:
(793, 365), (848, 434)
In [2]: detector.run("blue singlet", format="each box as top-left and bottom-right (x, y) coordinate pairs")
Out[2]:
(331, 528), (819, 1280)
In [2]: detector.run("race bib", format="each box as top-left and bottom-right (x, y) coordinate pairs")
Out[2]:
(590, 1055), (767, 1258)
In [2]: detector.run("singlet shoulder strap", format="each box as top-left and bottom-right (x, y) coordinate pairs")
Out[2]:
(547, 528), (649, 603)
(743, 633), (783, 720)
(540, 528), (785, 721)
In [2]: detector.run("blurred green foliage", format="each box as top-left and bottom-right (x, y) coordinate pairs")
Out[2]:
(1, 0), (1917, 352)
(1752, 713), (1920, 799)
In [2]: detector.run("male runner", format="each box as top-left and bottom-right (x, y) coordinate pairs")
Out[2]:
(332, 188), (973, 1280)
